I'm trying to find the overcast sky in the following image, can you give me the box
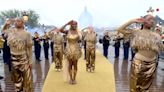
[0,0,164,28]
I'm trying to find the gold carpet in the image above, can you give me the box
[42,50,116,92]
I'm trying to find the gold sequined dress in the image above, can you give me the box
[65,32,82,61]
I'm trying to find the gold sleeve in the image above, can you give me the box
[117,20,135,35]
[26,32,33,64]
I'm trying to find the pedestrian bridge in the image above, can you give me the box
[42,50,116,92]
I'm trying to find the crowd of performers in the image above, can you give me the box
[0,14,163,92]
[0,18,98,91]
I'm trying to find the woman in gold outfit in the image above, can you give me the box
[7,18,33,92]
[118,15,164,92]
[60,20,82,84]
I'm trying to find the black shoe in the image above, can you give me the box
[36,59,41,62]
[123,58,128,60]
[114,56,118,58]
[0,76,3,80]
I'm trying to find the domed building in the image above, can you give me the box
[78,6,93,29]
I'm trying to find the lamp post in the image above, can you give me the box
[22,11,29,22]
[22,11,29,29]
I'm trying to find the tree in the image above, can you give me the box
[0,9,40,28]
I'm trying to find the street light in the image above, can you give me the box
[22,11,29,22]
[22,11,29,30]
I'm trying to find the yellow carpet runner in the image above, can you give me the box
[42,50,116,92]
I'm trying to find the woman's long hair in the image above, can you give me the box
[69,20,78,31]
[2,19,12,32]
[142,15,155,30]
[2,23,10,31]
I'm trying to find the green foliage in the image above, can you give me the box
[26,10,40,28]
[0,9,40,28]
